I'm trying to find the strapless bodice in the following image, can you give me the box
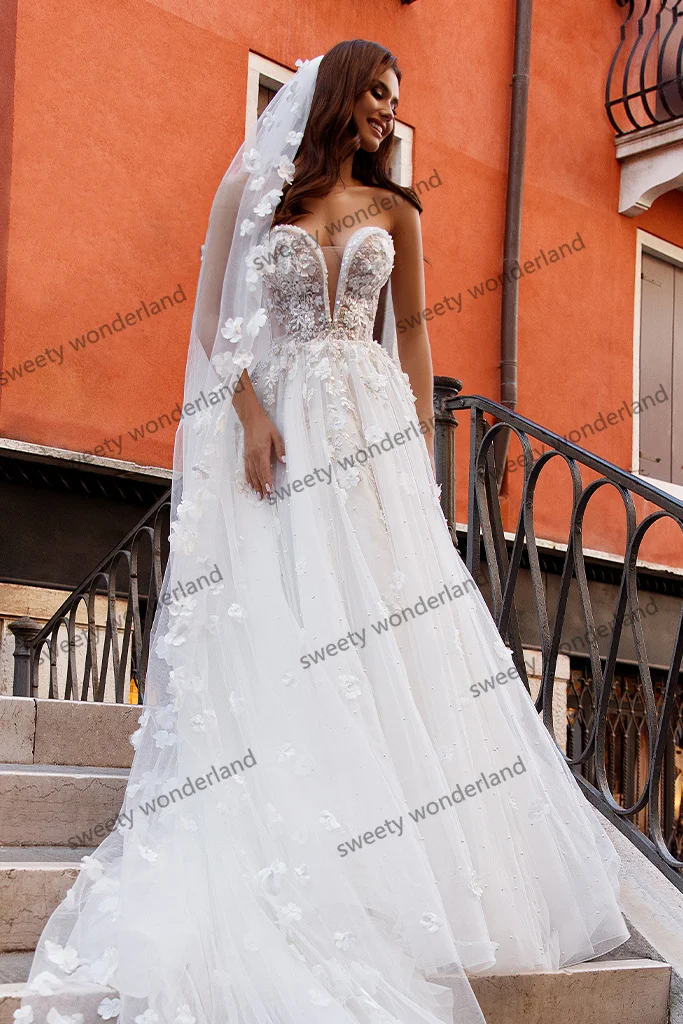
[263,224,395,346]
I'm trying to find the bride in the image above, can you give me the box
[19,39,630,1024]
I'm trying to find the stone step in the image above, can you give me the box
[0,848,94,953]
[0,764,127,847]
[0,958,670,1024]
[457,957,671,1024]
[0,696,140,769]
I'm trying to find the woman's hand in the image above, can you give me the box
[243,408,286,499]
[232,371,286,499]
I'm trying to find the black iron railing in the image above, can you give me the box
[9,380,683,887]
[439,386,683,890]
[11,494,171,703]
[606,0,683,135]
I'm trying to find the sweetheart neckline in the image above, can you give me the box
[271,223,393,260]
[269,224,394,326]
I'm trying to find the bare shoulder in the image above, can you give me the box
[389,193,422,254]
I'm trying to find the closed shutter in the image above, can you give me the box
[639,252,682,485]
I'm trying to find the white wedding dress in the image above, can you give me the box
[21,222,630,1024]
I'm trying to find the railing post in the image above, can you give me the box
[9,616,42,697]
[433,376,462,545]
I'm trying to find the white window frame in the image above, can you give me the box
[246,53,414,187]
[632,228,683,500]
[245,53,294,137]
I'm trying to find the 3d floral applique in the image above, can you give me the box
[173,1006,196,1024]
[286,130,303,146]
[256,859,287,894]
[279,901,302,922]
[227,602,245,620]
[294,864,310,884]
[190,709,217,732]
[337,675,361,700]
[468,871,485,897]
[45,1010,81,1024]
[319,810,340,831]
[277,743,296,762]
[79,855,104,882]
[242,148,261,173]
[333,931,356,951]
[28,972,64,995]
[44,941,80,973]
[220,317,243,343]
[419,912,444,933]
[137,845,158,863]
[97,998,121,1021]
[133,1011,159,1024]
[13,1007,33,1023]
[276,156,296,183]
[528,798,553,822]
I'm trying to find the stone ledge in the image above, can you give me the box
[0,696,140,769]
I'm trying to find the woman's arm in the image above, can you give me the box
[389,200,436,476]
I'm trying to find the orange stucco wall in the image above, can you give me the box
[2,0,682,565]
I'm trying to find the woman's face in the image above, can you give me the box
[353,67,399,153]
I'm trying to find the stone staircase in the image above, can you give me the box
[0,695,675,1023]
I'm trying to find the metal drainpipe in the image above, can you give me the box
[493,0,533,491]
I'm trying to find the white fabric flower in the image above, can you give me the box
[336,466,361,489]
[232,351,254,371]
[256,859,287,894]
[320,809,340,831]
[134,1013,159,1024]
[277,743,296,761]
[248,175,265,192]
[220,316,243,342]
[45,940,80,973]
[294,864,310,884]
[242,148,261,173]
[239,218,256,236]
[276,156,296,183]
[280,901,302,921]
[79,855,104,881]
[86,947,118,986]
[13,1009,34,1023]
[338,674,361,700]
[138,845,158,863]
[97,998,121,1020]
[334,931,355,950]
[46,1010,83,1024]
[227,603,244,620]
[211,351,234,381]
[28,972,64,995]
[420,912,443,933]
[286,130,304,145]
[469,871,484,897]
[153,729,176,749]
[173,1007,196,1024]
[246,307,268,338]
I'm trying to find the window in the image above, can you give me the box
[245,52,414,186]
[635,232,683,492]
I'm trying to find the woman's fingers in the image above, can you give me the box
[272,430,286,465]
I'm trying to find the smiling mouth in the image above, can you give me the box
[368,119,384,139]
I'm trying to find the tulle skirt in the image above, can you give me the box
[21,332,629,1024]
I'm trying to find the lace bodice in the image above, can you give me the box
[264,224,395,345]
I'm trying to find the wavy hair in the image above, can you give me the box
[272,39,422,227]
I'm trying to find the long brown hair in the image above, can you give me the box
[272,40,422,227]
